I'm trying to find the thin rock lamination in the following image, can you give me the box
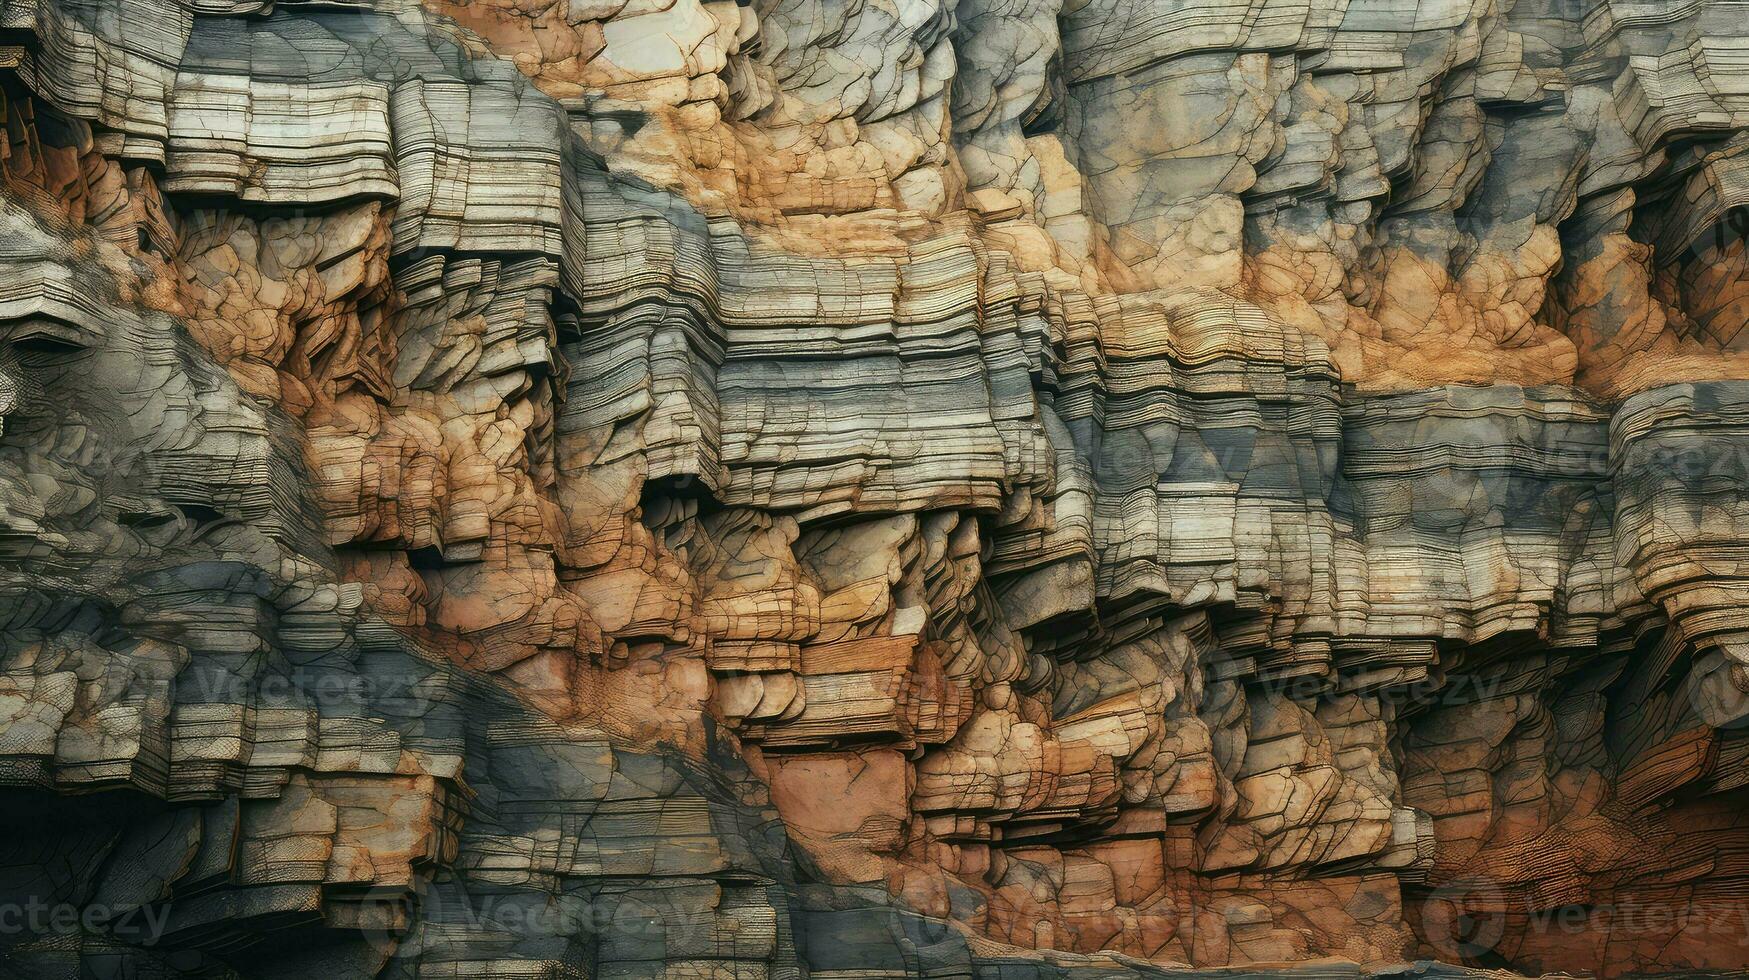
[0,0,1747,978]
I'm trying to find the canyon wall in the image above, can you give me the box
[1,0,1748,976]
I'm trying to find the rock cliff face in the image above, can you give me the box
[1,0,1748,977]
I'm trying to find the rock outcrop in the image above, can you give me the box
[1,0,1748,977]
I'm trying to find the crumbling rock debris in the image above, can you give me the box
[0,0,1747,977]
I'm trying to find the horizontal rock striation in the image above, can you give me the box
[1,0,1748,978]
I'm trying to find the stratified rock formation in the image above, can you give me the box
[1,0,1749,977]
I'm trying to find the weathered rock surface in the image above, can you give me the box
[0,0,1747,977]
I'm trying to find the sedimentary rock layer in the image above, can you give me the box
[0,0,1748,977]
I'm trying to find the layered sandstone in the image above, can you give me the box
[0,0,1747,977]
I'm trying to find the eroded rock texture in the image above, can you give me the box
[1,0,1749,977]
